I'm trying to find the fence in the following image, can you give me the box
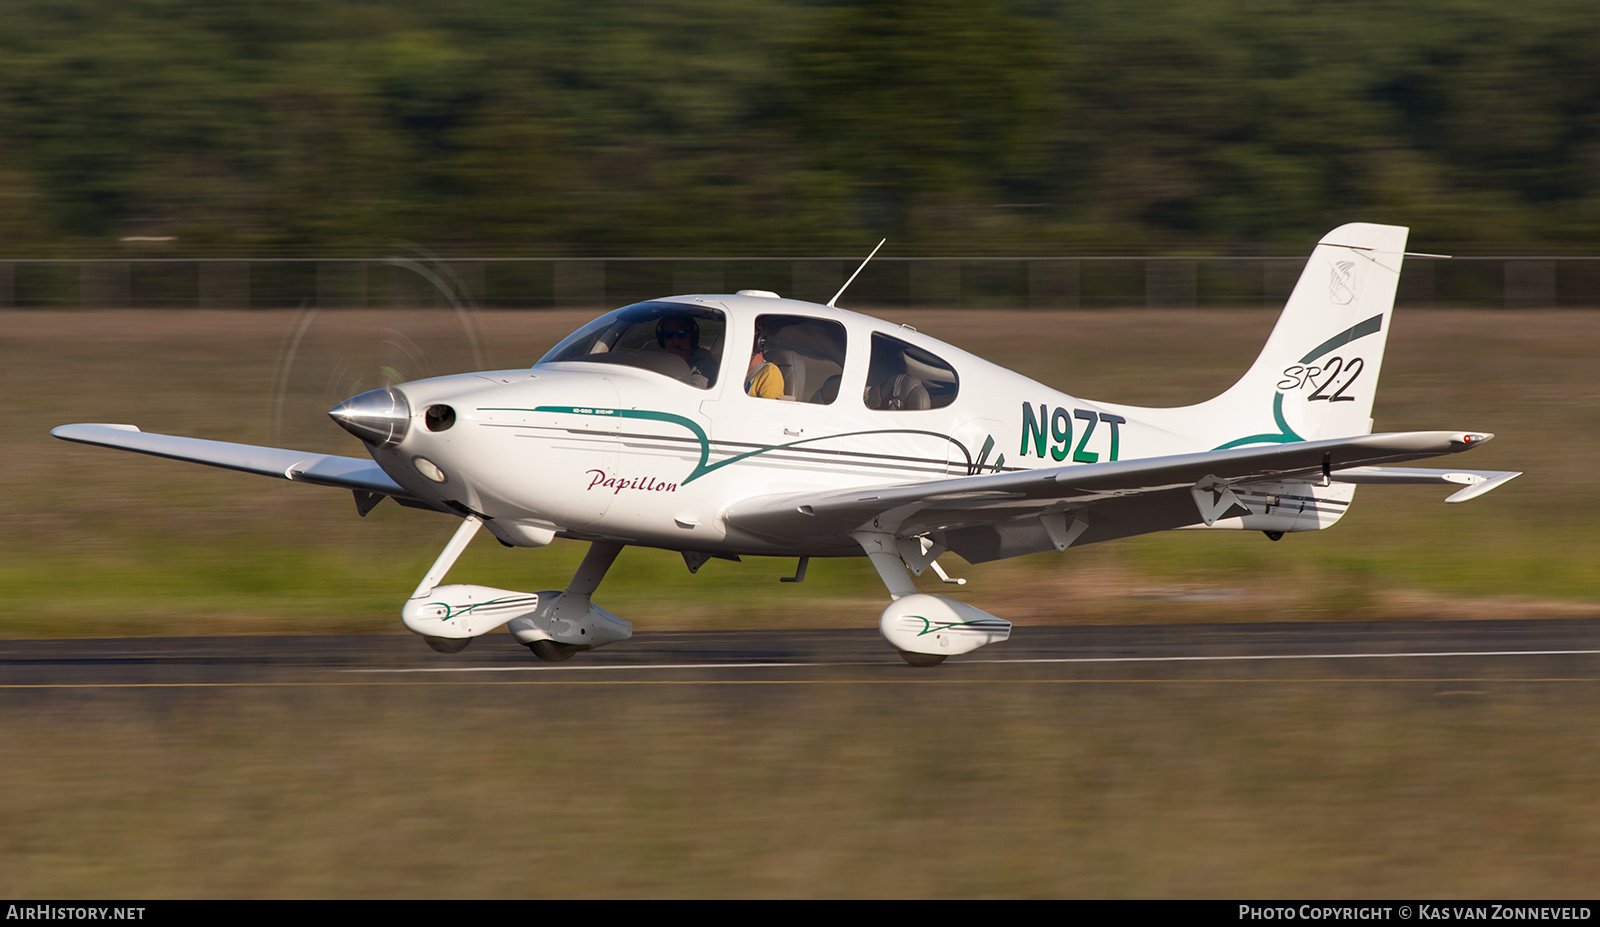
[1,255,1596,310]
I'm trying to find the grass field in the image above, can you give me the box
[4,306,1594,636]
[4,679,1599,898]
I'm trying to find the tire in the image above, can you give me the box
[423,636,472,654]
[528,639,584,662]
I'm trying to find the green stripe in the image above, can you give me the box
[1212,393,1305,450]
[486,406,958,485]
[907,616,1008,637]
[1300,314,1383,364]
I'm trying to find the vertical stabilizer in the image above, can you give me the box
[1199,223,1409,448]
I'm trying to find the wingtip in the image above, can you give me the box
[52,423,143,440]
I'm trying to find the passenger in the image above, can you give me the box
[745,327,783,399]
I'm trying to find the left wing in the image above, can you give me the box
[51,423,437,511]
[724,430,1517,563]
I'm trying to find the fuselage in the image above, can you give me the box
[357,293,1197,557]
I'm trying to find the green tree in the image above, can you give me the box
[787,0,1059,245]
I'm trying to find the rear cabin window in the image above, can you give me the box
[536,301,725,389]
[863,333,959,410]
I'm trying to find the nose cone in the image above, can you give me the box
[329,387,411,447]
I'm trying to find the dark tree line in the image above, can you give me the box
[1,0,1598,256]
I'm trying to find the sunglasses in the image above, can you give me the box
[662,330,692,339]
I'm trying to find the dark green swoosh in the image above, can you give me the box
[1212,316,1383,450]
[1212,393,1305,450]
[488,405,958,485]
[907,615,1007,637]
[1300,314,1383,364]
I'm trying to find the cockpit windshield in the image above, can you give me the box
[536,301,725,389]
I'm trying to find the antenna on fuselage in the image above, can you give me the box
[826,238,886,308]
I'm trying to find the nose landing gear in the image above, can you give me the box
[400,517,632,659]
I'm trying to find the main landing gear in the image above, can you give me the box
[852,530,1011,667]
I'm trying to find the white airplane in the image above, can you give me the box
[54,224,1519,665]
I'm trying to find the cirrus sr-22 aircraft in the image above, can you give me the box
[54,224,1519,665]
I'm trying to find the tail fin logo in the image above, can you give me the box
[1212,312,1385,451]
[1328,260,1357,305]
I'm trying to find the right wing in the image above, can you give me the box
[51,423,437,510]
[723,430,1517,563]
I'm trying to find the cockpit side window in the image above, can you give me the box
[863,332,959,410]
[536,301,725,389]
[748,314,848,404]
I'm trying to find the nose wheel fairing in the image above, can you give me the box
[504,541,632,652]
[505,594,632,654]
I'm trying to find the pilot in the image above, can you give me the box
[656,314,715,387]
[745,327,783,399]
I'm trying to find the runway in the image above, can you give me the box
[3,617,1598,689]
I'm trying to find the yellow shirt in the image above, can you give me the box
[746,361,783,399]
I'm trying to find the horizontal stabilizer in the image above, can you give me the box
[1332,466,1522,503]
[51,423,426,504]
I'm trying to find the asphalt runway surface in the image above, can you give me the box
[2,618,1598,690]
